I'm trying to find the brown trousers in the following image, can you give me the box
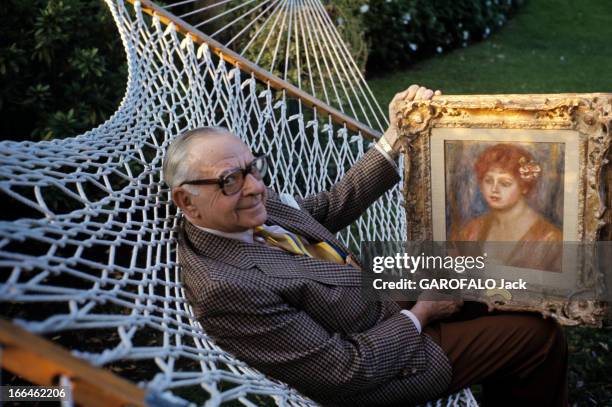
[423,302,568,407]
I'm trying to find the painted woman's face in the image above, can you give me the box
[480,167,524,210]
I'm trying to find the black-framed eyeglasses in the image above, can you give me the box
[179,154,268,196]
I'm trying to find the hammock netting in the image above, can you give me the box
[0,0,477,405]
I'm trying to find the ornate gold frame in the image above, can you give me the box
[396,93,612,326]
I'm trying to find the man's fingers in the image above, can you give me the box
[391,90,407,104]
[434,89,442,96]
[391,84,433,107]
[392,93,406,107]
[414,86,427,99]
[406,84,419,101]
[392,84,417,104]
[415,86,427,100]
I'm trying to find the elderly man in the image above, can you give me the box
[164,85,568,406]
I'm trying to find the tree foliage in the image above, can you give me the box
[0,0,127,141]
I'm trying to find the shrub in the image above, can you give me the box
[0,0,127,141]
[359,0,524,75]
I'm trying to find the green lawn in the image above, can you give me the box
[367,0,612,404]
[368,0,612,103]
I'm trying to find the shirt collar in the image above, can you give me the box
[193,224,254,244]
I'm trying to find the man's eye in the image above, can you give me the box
[223,173,239,186]
[501,181,512,187]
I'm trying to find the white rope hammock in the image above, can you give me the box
[0,0,477,405]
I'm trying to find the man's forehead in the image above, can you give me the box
[188,135,253,174]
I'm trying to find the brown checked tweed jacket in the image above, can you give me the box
[178,148,452,406]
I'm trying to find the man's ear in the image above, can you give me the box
[172,187,200,219]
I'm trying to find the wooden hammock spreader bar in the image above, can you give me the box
[0,319,146,407]
[129,0,383,141]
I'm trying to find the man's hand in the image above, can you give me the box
[379,84,441,157]
[409,293,463,328]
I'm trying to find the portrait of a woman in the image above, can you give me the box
[451,143,563,272]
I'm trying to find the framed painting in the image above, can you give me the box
[396,93,612,326]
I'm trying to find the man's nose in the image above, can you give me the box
[242,173,265,195]
[491,181,499,192]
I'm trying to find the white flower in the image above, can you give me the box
[458,22,463,28]
[463,30,470,40]
[337,17,344,26]
[484,26,491,37]
[408,42,418,51]
[436,46,443,54]
[385,0,392,3]
[402,13,412,24]
[560,55,565,61]
[518,157,541,180]
[359,4,369,13]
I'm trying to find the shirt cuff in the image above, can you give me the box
[400,309,422,334]
[374,142,399,173]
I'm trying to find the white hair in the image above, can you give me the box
[162,126,233,195]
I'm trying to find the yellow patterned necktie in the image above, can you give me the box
[253,225,346,265]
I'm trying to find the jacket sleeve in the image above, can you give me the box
[197,279,427,402]
[296,147,400,233]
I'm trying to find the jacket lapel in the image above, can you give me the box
[182,219,256,270]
